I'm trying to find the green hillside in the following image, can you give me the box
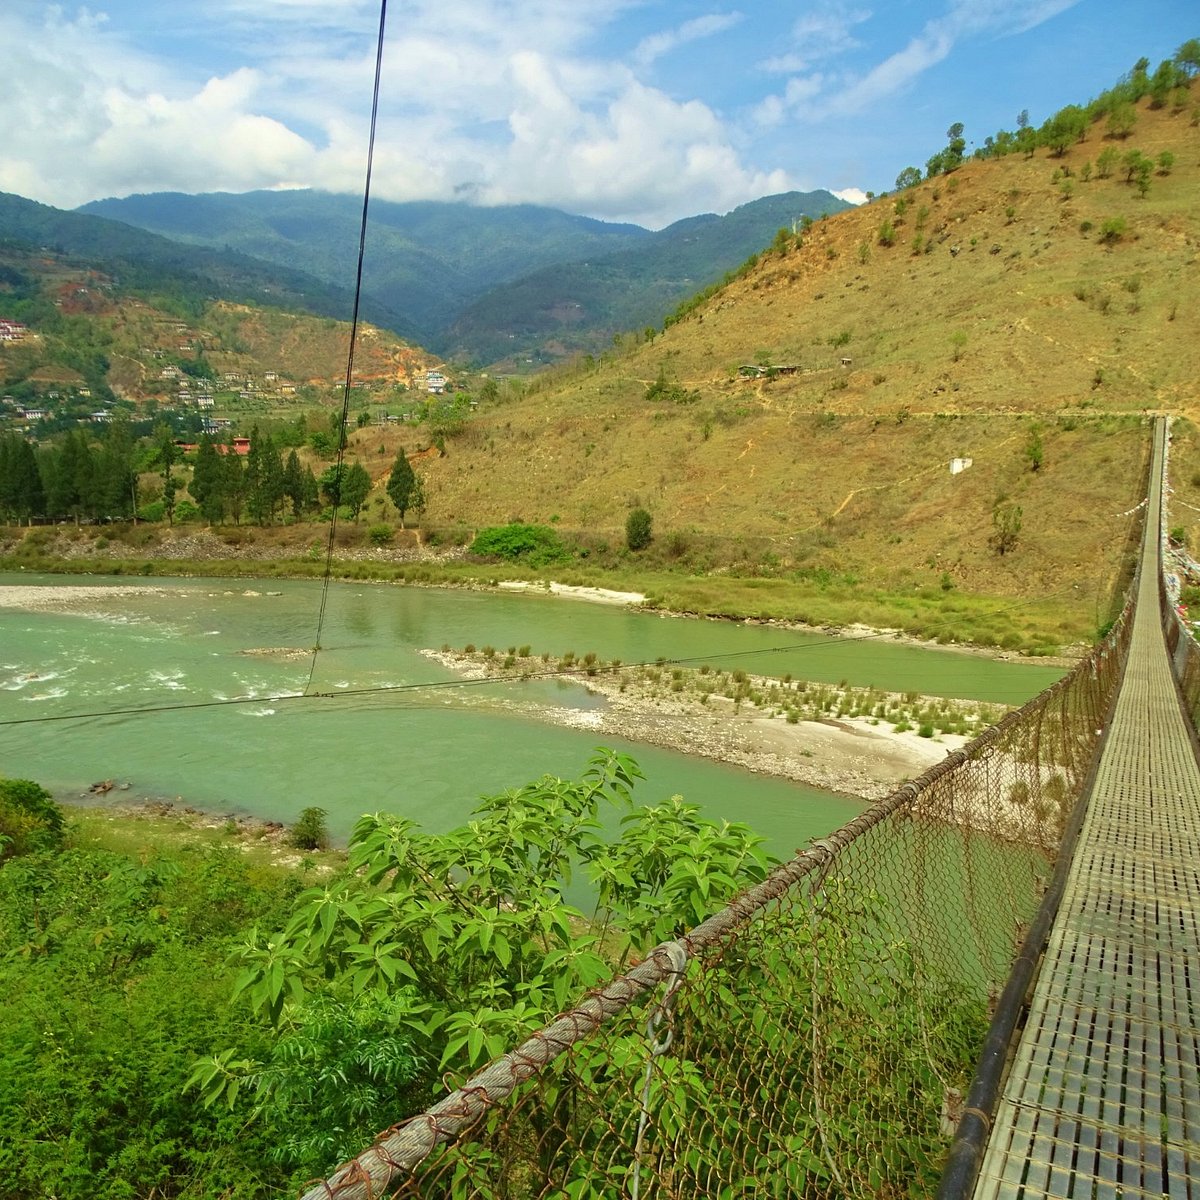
[79,191,651,348]
[0,242,437,428]
[0,191,408,336]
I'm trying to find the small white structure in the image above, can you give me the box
[949,457,974,475]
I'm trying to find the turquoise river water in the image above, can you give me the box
[0,573,1063,854]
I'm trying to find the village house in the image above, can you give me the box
[0,319,29,341]
[175,436,251,456]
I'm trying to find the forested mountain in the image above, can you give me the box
[79,189,851,363]
[0,192,409,335]
[447,191,852,365]
[79,191,650,348]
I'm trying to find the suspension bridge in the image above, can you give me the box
[302,415,1197,1200]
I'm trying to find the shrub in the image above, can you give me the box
[367,523,394,545]
[626,508,653,551]
[470,523,570,567]
[290,807,329,851]
[0,777,65,860]
[1098,217,1128,246]
[645,366,699,405]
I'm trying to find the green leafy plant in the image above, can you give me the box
[626,507,653,551]
[208,751,771,1093]
[470,522,570,567]
[0,777,64,859]
[290,807,329,851]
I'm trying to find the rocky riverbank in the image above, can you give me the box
[423,649,1003,802]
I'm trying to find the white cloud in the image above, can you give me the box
[760,6,870,73]
[832,186,868,204]
[484,61,796,226]
[634,12,744,68]
[0,10,315,206]
[754,0,1082,123]
[0,2,811,227]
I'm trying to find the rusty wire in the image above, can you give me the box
[298,585,1135,1200]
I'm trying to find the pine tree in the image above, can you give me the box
[47,429,93,524]
[341,462,372,520]
[95,418,137,520]
[1,438,45,524]
[222,448,247,525]
[191,435,225,524]
[283,450,305,519]
[386,449,417,526]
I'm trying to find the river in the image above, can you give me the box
[0,573,1063,855]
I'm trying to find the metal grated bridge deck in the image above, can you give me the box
[974,422,1200,1199]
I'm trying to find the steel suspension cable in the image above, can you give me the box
[304,0,390,695]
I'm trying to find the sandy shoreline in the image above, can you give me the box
[497,580,647,605]
[0,583,170,610]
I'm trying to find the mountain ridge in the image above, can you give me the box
[78,189,851,363]
[0,190,412,338]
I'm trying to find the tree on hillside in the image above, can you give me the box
[0,435,44,525]
[342,461,372,520]
[1105,101,1137,139]
[318,461,371,516]
[944,122,966,170]
[1126,56,1151,101]
[1042,105,1087,156]
[1175,38,1200,76]
[46,429,93,525]
[190,435,225,524]
[246,427,285,525]
[409,473,426,525]
[94,417,137,519]
[319,463,345,508]
[386,449,418,526]
[222,448,247,525]
[282,449,308,519]
[154,424,179,526]
[1148,58,1184,107]
[895,166,921,190]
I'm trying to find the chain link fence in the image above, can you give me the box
[300,588,1134,1200]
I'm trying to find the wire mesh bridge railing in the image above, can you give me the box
[302,585,1138,1199]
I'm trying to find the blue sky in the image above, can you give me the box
[1,1,1194,228]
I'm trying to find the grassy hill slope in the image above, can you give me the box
[335,92,1198,649]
